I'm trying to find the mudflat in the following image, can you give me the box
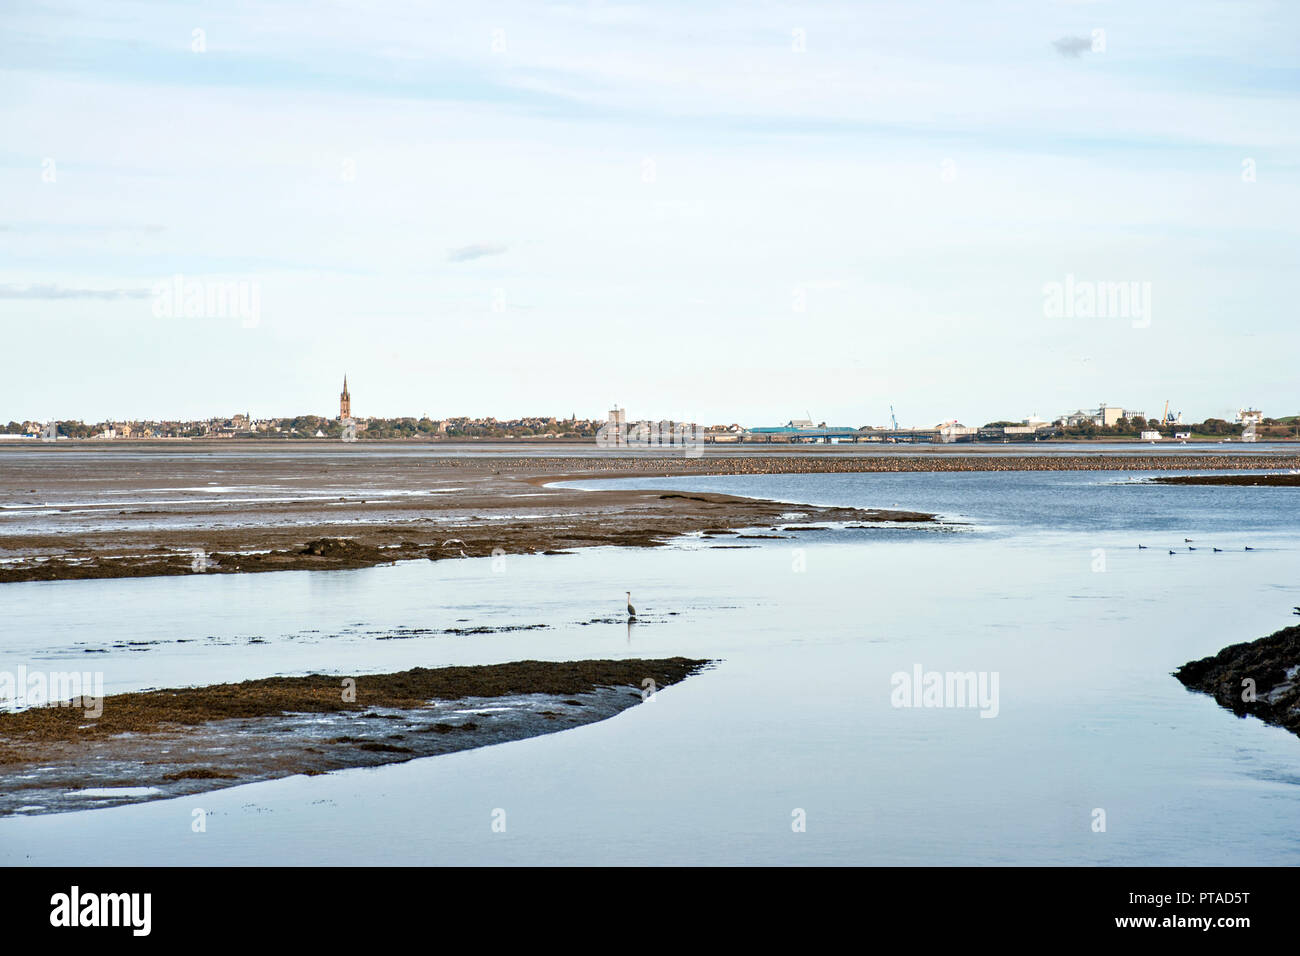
[0,658,711,816]
[0,447,939,583]
[3,444,1296,584]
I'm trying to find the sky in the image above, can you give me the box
[2,0,1298,427]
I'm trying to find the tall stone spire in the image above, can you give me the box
[339,375,351,420]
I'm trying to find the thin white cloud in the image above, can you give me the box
[447,243,508,263]
[0,283,149,300]
[1052,36,1093,57]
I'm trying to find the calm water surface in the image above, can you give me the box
[2,468,1299,865]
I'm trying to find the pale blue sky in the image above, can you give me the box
[2,0,1298,425]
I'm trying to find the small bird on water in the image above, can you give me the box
[626,591,637,620]
[1138,544,1147,549]
[1169,550,1176,555]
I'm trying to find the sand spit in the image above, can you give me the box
[1153,473,1300,487]
[4,451,1291,585]
[0,657,710,816]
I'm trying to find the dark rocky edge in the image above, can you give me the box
[1175,624,1300,736]
[1153,473,1300,487]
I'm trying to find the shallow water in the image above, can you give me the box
[2,468,1299,864]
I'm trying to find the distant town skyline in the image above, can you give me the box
[3,1,1298,424]
[0,372,1282,432]
[0,376,1274,436]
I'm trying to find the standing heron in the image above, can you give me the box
[626,591,637,619]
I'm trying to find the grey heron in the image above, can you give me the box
[626,591,637,619]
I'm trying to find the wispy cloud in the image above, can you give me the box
[0,283,149,300]
[0,224,166,235]
[1052,36,1093,57]
[447,243,508,263]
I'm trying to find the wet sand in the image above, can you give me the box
[0,657,709,816]
[0,450,939,583]
[3,446,1296,584]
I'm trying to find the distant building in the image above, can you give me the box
[1097,404,1128,427]
[937,423,978,442]
[1058,404,1144,428]
[339,376,351,421]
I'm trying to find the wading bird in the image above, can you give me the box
[626,591,637,619]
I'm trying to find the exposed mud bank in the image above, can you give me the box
[0,657,711,816]
[1153,473,1300,487]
